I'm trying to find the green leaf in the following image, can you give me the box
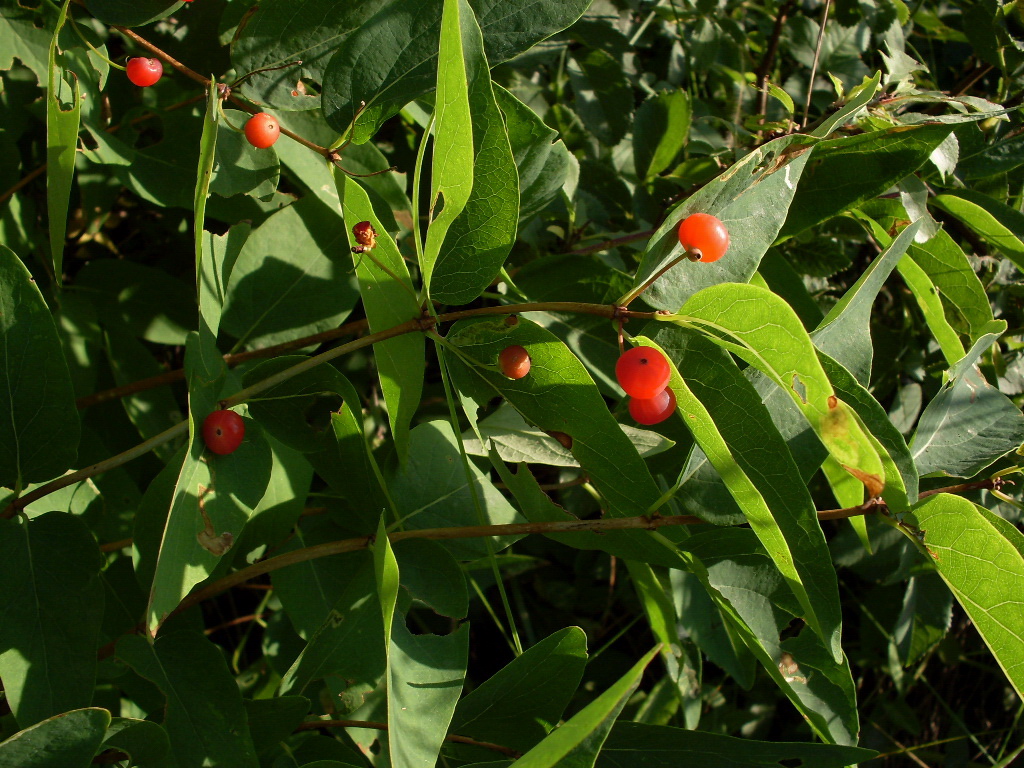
[628,135,814,312]
[147,333,271,632]
[567,48,633,147]
[0,5,51,86]
[230,438,313,568]
[817,351,919,507]
[394,539,468,619]
[0,245,80,488]
[894,572,953,666]
[231,0,391,111]
[211,110,281,199]
[462,403,674,467]
[766,82,795,115]
[312,411,391,519]
[932,190,1024,271]
[99,717,171,767]
[597,721,875,767]
[389,420,524,559]
[898,253,967,366]
[375,518,465,768]
[221,197,359,351]
[640,329,843,661]
[320,0,592,140]
[906,494,1024,700]
[195,82,219,341]
[0,513,104,727]
[431,0,519,305]
[633,89,691,181]
[0,708,111,768]
[243,697,310,756]
[780,123,956,239]
[911,362,1024,478]
[676,283,887,499]
[242,356,357,453]
[388,619,469,768]
[494,86,573,224]
[626,562,701,727]
[682,528,859,745]
[81,111,201,211]
[103,322,185,462]
[74,259,196,346]
[812,220,920,384]
[909,228,994,342]
[337,173,423,462]
[669,568,755,689]
[449,627,587,753]
[82,0,180,27]
[810,70,882,138]
[511,646,659,768]
[420,0,475,294]
[445,316,684,569]
[117,630,260,768]
[278,550,386,707]
[46,0,80,287]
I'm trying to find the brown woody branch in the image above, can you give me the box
[5,301,657,518]
[92,479,1002,661]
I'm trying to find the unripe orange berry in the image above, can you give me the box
[499,345,531,379]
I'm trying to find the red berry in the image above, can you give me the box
[615,347,671,399]
[126,57,163,87]
[677,212,729,263]
[629,388,676,425]
[202,410,245,455]
[244,113,280,149]
[499,345,531,379]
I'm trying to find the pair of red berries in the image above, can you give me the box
[202,409,245,455]
[124,59,280,149]
[617,347,675,425]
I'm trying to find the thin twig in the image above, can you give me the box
[6,301,659,518]
[113,25,331,157]
[566,229,655,257]
[756,0,795,117]
[802,0,832,128]
[0,165,45,207]
[166,479,998,625]
[75,317,371,410]
[92,479,1000,658]
[295,719,521,759]
[76,303,652,411]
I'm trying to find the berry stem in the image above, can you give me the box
[615,251,695,308]
[215,98,246,134]
[68,14,125,70]
[230,59,303,88]
[153,478,1001,626]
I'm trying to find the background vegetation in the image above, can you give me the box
[3,0,1024,765]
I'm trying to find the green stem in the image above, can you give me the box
[68,14,125,70]
[428,323,524,655]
